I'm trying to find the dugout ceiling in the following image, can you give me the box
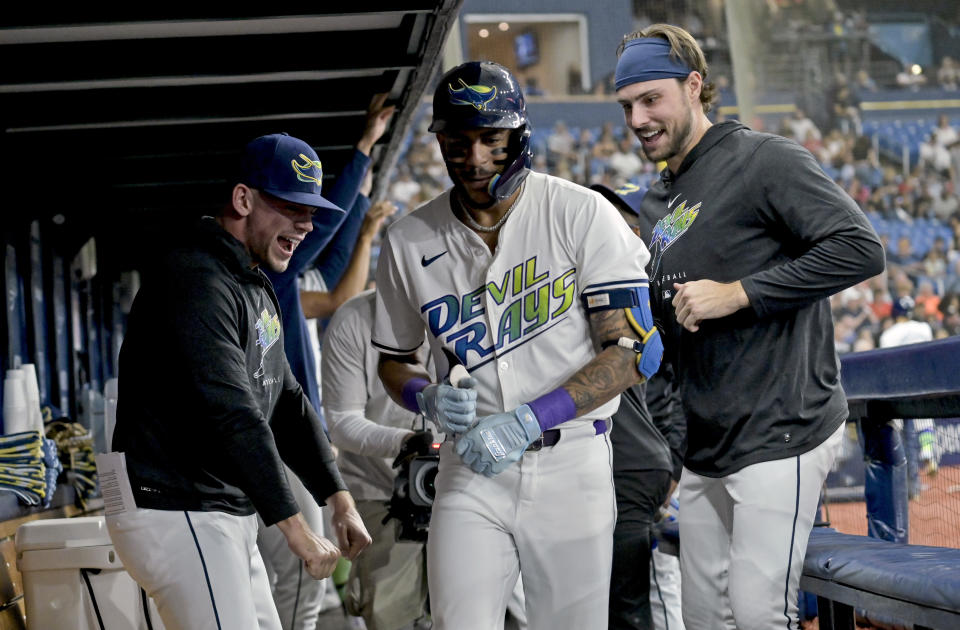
[0,4,461,265]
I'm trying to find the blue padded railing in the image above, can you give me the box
[840,336,960,422]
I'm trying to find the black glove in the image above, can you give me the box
[392,430,435,469]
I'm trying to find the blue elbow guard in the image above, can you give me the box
[625,286,663,380]
[582,283,663,380]
[631,327,663,379]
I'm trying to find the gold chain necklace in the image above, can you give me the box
[459,183,525,233]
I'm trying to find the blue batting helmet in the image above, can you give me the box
[429,61,532,202]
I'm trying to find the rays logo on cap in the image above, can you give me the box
[291,153,323,187]
[615,182,643,196]
[448,78,497,111]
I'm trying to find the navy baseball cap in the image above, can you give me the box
[239,133,343,213]
[891,295,916,319]
[590,182,648,216]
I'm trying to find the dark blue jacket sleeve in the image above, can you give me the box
[323,148,370,216]
[315,194,371,287]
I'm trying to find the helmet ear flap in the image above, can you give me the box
[505,127,526,162]
[489,124,532,201]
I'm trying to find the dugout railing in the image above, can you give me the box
[803,336,960,630]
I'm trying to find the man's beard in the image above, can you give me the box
[641,102,695,164]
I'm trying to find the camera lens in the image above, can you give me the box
[420,465,438,502]
[410,457,440,506]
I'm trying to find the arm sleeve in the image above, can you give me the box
[316,193,371,288]
[170,271,300,525]
[646,363,687,481]
[322,301,411,458]
[323,148,370,215]
[664,400,687,481]
[271,360,348,512]
[372,229,426,355]
[739,137,885,317]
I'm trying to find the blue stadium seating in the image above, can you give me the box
[863,117,957,170]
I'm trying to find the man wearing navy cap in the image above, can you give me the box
[105,133,371,630]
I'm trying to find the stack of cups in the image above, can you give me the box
[2,370,30,435]
[21,364,44,433]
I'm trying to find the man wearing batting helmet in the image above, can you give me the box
[371,60,663,629]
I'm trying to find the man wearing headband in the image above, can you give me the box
[614,24,885,630]
[372,60,662,629]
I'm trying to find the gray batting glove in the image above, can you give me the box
[416,377,478,434]
[455,405,540,477]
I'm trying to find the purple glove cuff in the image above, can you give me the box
[527,388,577,431]
[402,378,430,413]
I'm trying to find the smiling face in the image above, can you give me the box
[436,127,511,207]
[617,75,701,172]
[244,188,314,272]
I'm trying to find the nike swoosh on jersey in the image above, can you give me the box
[668,193,682,209]
[421,251,448,267]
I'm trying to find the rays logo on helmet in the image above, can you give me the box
[448,78,498,111]
[291,153,323,187]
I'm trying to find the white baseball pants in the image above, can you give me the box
[678,423,844,630]
[107,508,282,630]
[256,466,331,630]
[427,421,616,630]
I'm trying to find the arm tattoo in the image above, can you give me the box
[563,309,642,416]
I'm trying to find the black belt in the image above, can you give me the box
[526,429,561,451]
[526,419,608,451]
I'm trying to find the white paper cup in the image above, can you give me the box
[3,372,30,434]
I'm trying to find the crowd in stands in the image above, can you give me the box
[384,97,960,356]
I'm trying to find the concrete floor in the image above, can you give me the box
[316,606,366,629]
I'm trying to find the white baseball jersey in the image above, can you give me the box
[879,320,934,348]
[372,171,650,422]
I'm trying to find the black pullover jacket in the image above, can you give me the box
[113,217,346,525]
[641,121,885,476]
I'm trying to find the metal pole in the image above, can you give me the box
[724,0,759,127]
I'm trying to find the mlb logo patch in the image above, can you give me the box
[586,294,610,308]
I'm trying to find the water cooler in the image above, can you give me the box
[15,516,163,629]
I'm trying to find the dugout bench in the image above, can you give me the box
[801,527,960,630]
